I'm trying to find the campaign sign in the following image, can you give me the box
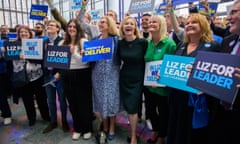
[4,41,22,60]
[144,60,166,87]
[129,0,155,14]
[82,38,113,62]
[156,2,167,13]
[172,0,196,6]
[44,46,71,69]
[90,9,103,21]
[30,4,48,20]
[70,0,82,11]
[7,33,17,41]
[160,54,200,94]
[187,51,240,104]
[199,3,218,16]
[22,39,43,60]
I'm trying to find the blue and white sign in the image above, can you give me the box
[160,54,200,94]
[129,0,156,14]
[70,0,82,11]
[188,51,240,104]
[30,4,48,20]
[44,45,71,69]
[22,39,43,60]
[144,60,166,87]
[7,33,17,41]
[82,38,113,62]
[172,0,196,6]
[90,9,103,21]
[4,41,22,60]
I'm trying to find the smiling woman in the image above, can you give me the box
[118,16,148,144]
[58,18,93,141]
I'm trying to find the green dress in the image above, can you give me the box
[119,38,148,114]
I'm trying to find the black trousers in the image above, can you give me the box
[144,88,168,137]
[20,76,50,122]
[0,73,12,118]
[62,68,93,133]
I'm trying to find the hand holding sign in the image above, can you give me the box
[235,68,240,88]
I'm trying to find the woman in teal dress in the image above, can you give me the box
[118,16,148,144]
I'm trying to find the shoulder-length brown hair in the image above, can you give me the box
[63,19,85,50]
[184,13,213,43]
[119,16,141,40]
[17,25,33,41]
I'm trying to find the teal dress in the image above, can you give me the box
[119,38,148,114]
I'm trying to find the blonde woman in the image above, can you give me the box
[118,16,148,144]
[144,15,176,144]
[91,16,121,143]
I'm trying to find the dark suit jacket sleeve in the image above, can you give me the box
[211,23,228,38]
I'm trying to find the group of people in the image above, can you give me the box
[1,0,240,144]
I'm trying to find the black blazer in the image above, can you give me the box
[175,41,221,57]
[220,34,239,53]
[210,22,232,38]
[221,34,240,109]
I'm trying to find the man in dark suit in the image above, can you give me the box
[209,1,240,144]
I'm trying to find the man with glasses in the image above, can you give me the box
[42,20,69,134]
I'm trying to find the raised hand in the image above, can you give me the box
[82,0,88,6]
[45,0,53,5]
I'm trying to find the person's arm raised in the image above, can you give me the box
[44,0,67,31]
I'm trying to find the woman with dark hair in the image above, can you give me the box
[58,19,93,140]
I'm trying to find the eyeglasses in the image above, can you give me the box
[47,24,57,27]
[229,9,240,15]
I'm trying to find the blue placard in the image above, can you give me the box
[187,51,240,104]
[172,0,197,6]
[4,41,22,60]
[44,45,71,69]
[90,10,101,21]
[30,4,48,20]
[160,54,200,94]
[156,2,168,13]
[70,0,82,10]
[199,3,218,16]
[129,0,155,14]
[7,33,17,41]
[82,38,113,62]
